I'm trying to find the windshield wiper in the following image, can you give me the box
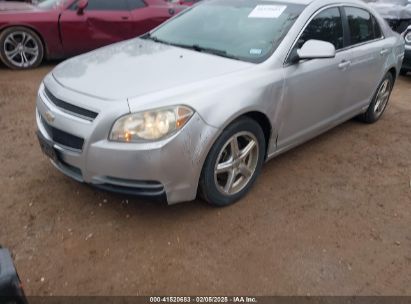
[142,35,241,61]
[142,33,172,46]
[176,43,241,61]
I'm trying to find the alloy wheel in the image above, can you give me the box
[4,31,39,68]
[373,79,391,117]
[214,131,259,196]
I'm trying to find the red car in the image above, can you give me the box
[169,0,201,6]
[0,0,186,69]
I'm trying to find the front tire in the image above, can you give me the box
[0,27,44,70]
[357,72,394,124]
[199,117,266,207]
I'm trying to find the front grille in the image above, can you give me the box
[41,116,84,151]
[44,86,98,120]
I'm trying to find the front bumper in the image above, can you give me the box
[402,46,411,71]
[36,75,219,204]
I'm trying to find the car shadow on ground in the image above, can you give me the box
[53,119,360,217]
[399,73,411,81]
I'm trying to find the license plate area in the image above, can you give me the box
[37,131,58,162]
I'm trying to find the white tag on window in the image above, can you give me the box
[250,48,263,55]
[248,5,287,19]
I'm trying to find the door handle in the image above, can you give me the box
[380,49,389,56]
[121,16,129,20]
[338,60,351,70]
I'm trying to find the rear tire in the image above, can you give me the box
[357,73,393,124]
[0,27,44,70]
[199,117,266,207]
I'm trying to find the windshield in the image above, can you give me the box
[146,0,305,63]
[37,0,66,9]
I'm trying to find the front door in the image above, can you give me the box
[60,0,133,56]
[278,7,351,149]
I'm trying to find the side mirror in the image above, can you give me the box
[297,39,336,60]
[77,0,88,15]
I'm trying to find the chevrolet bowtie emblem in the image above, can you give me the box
[44,111,55,124]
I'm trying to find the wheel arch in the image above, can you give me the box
[387,66,397,83]
[203,110,274,163]
[241,111,273,160]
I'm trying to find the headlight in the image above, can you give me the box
[109,105,194,142]
[405,32,411,44]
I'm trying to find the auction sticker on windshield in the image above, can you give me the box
[249,48,263,55]
[248,5,287,18]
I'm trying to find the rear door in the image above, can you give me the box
[342,6,389,111]
[60,0,133,56]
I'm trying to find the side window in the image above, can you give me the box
[297,7,344,50]
[345,7,377,45]
[86,0,129,10]
[127,0,146,10]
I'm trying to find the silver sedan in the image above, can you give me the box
[36,0,405,206]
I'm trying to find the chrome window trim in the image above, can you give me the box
[284,3,385,66]
[336,36,385,52]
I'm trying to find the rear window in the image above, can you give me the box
[345,7,382,46]
[128,0,146,10]
[87,0,129,10]
[70,0,129,10]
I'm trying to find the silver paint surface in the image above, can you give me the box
[36,0,405,204]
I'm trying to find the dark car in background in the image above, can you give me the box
[402,25,411,74]
[363,0,411,33]
[363,0,411,74]
[0,247,28,304]
[0,0,186,69]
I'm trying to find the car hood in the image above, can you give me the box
[52,38,254,101]
[0,2,37,11]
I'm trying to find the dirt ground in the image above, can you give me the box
[0,63,410,296]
